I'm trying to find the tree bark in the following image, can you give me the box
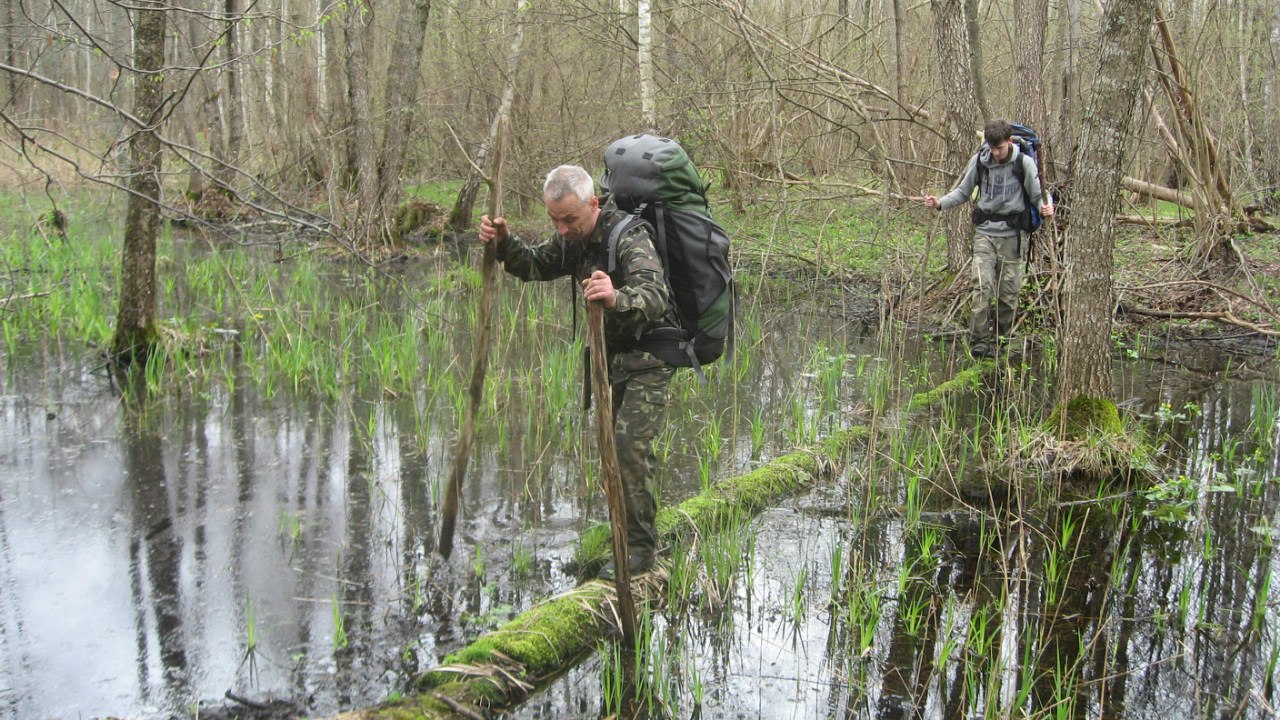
[218,0,243,190]
[930,0,983,273]
[374,0,434,237]
[1121,175,1194,208]
[1013,0,1049,150]
[344,1,380,241]
[890,0,916,195]
[963,0,990,121]
[3,0,22,112]
[1056,0,1083,182]
[111,1,167,362]
[323,0,353,187]
[1056,0,1159,407]
[1149,3,1243,265]
[1267,3,1280,212]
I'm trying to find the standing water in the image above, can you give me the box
[1,230,1277,719]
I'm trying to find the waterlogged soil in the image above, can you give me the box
[1,237,1278,720]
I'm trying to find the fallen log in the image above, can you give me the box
[1122,175,1194,209]
[330,364,994,720]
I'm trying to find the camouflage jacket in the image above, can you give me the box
[495,206,678,351]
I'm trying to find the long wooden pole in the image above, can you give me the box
[438,122,505,559]
[586,302,638,653]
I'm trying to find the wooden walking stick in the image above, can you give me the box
[586,301,638,653]
[438,122,506,560]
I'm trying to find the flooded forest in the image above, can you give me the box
[2,1,1280,719]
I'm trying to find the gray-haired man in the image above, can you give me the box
[479,165,678,576]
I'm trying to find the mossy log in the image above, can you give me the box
[330,368,990,720]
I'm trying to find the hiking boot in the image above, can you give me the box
[598,551,655,581]
[969,342,992,359]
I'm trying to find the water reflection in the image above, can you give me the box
[123,402,190,709]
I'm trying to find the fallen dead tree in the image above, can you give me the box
[331,364,994,720]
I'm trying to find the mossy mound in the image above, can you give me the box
[1038,395,1152,484]
[1046,395,1124,440]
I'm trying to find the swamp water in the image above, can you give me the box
[0,236,1278,719]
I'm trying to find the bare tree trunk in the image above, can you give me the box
[891,0,916,195]
[290,0,325,184]
[1121,175,1194,208]
[375,0,434,239]
[638,0,656,131]
[1056,0,1082,182]
[344,1,380,241]
[963,0,990,121]
[323,1,353,187]
[1150,4,1243,266]
[1266,3,1280,212]
[111,1,167,362]
[4,0,22,111]
[180,2,208,201]
[218,0,243,190]
[931,0,983,273]
[1013,0,1049,146]
[1056,0,1158,409]
[1013,0,1055,275]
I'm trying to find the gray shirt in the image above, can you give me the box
[938,144,1044,237]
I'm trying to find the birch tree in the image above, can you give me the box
[638,0,656,130]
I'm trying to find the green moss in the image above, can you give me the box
[420,584,609,692]
[906,362,991,412]
[1047,395,1124,440]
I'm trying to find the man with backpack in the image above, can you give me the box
[478,164,677,577]
[924,119,1055,358]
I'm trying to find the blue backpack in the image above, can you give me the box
[974,123,1043,233]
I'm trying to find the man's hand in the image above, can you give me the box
[582,270,617,309]
[923,195,941,210]
[478,214,508,245]
[1041,201,1055,218]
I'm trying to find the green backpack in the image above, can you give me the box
[599,134,734,378]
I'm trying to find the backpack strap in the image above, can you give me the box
[604,203,709,382]
[605,211,647,276]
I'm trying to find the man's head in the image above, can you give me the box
[983,119,1015,163]
[543,165,600,243]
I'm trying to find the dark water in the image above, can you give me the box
[1,244,1277,719]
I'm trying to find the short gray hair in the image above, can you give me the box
[543,165,595,204]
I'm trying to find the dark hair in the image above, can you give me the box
[983,119,1013,146]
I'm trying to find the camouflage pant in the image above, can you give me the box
[970,232,1026,345]
[609,350,675,558]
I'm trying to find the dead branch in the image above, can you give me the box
[1117,304,1279,337]
[1122,175,1194,208]
[1117,279,1278,317]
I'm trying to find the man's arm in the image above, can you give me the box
[935,154,980,211]
[607,225,670,334]
[478,214,572,281]
[1020,155,1056,217]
